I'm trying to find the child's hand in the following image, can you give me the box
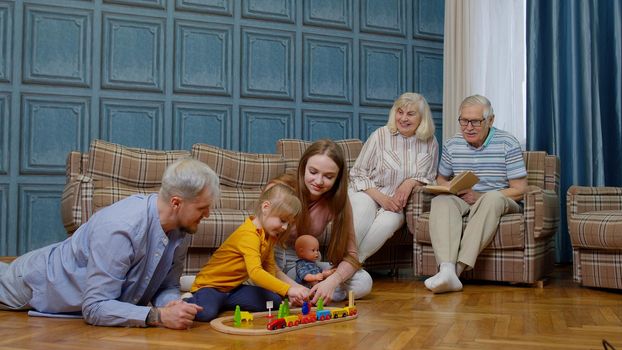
[287,284,310,305]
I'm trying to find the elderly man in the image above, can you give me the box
[0,158,220,329]
[424,95,527,294]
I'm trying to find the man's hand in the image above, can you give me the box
[158,300,203,330]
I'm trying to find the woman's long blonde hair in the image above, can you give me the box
[292,139,360,268]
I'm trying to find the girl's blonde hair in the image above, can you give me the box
[386,92,435,140]
[253,183,302,245]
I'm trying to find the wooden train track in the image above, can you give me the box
[210,307,357,335]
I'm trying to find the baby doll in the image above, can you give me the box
[294,235,335,287]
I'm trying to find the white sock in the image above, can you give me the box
[424,262,463,293]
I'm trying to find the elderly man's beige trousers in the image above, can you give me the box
[428,191,522,269]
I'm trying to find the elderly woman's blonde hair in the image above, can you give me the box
[386,92,435,140]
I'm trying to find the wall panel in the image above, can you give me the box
[0,184,7,255]
[102,13,165,91]
[303,34,352,104]
[175,20,232,96]
[23,5,92,87]
[303,0,352,30]
[175,0,233,16]
[414,46,444,107]
[241,27,295,100]
[20,94,89,175]
[0,93,8,175]
[100,98,163,149]
[240,106,294,153]
[18,185,66,253]
[303,109,352,140]
[173,102,230,149]
[360,41,407,106]
[242,0,295,23]
[361,0,406,37]
[0,2,12,83]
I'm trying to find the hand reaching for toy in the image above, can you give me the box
[287,284,310,306]
[309,274,340,305]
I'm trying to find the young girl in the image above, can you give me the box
[184,184,309,322]
[271,140,373,305]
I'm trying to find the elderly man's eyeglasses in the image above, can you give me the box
[458,117,486,127]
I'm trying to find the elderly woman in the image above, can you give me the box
[349,92,438,263]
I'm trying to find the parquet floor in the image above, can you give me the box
[0,265,620,350]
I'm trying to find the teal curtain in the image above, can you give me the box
[527,0,622,263]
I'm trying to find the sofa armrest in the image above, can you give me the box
[523,185,559,240]
[567,185,622,216]
[61,174,94,234]
[65,151,88,181]
[405,186,434,235]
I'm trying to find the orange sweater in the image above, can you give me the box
[191,217,290,296]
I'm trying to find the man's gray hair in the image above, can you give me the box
[159,158,220,201]
[460,94,495,119]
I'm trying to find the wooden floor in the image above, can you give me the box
[1,265,620,350]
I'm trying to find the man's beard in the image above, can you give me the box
[180,224,197,234]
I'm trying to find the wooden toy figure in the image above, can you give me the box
[301,301,310,315]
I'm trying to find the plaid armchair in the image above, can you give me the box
[406,151,560,284]
[567,186,622,290]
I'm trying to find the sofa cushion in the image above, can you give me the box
[276,139,363,172]
[87,139,191,187]
[568,210,622,249]
[191,208,253,248]
[92,182,160,213]
[192,143,285,188]
[217,187,261,210]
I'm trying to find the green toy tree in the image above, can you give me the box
[283,298,290,316]
[316,297,324,310]
[277,303,284,319]
[234,305,241,327]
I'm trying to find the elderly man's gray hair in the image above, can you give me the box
[160,158,220,201]
[460,94,495,119]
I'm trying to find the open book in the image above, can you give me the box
[424,171,479,195]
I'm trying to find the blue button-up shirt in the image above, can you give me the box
[23,194,189,327]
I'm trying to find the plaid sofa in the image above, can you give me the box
[61,139,414,275]
[567,186,622,290]
[406,151,560,284]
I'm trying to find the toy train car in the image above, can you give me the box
[266,306,356,330]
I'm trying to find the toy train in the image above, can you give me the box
[266,304,357,330]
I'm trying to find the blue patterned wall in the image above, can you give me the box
[0,0,444,255]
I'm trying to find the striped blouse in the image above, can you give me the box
[349,126,439,196]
